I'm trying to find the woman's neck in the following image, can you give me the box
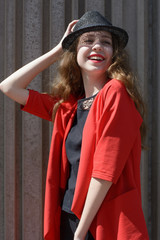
[82,72,107,98]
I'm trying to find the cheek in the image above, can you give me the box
[107,47,113,58]
[106,47,113,63]
[76,48,86,66]
[76,52,81,66]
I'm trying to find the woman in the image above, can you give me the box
[0,11,149,240]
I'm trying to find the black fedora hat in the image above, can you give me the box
[62,11,129,50]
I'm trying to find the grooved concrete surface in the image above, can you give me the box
[0,0,159,239]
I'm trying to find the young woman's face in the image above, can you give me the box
[76,31,113,76]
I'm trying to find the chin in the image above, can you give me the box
[87,67,107,74]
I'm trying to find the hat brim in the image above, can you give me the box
[62,25,128,50]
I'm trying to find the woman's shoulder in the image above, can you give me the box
[103,79,125,92]
[95,78,143,127]
[99,79,127,100]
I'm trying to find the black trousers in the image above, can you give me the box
[60,210,95,240]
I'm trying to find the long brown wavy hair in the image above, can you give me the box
[50,34,146,145]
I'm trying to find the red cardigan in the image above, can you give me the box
[22,79,149,240]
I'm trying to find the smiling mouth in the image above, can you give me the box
[88,54,105,62]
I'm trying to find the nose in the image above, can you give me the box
[92,40,102,51]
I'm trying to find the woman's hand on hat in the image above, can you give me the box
[58,20,79,49]
[64,20,79,39]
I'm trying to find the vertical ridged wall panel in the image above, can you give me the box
[136,0,150,224]
[22,0,43,239]
[0,0,5,238]
[152,0,160,239]
[0,0,159,239]
[157,3,160,234]
[3,0,16,239]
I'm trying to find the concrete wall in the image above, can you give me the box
[0,0,159,239]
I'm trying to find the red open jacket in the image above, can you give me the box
[22,79,149,239]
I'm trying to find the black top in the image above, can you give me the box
[62,94,96,213]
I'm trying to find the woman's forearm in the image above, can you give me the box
[0,44,62,105]
[0,20,78,105]
[74,177,112,240]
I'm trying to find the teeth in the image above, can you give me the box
[89,56,103,61]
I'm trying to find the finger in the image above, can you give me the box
[60,19,79,45]
[67,20,79,33]
[71,20,79,32]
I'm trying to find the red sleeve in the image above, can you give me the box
[21,89,58,121]
[92,81,143,184]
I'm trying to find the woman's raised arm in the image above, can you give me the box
[0,20,78,105]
